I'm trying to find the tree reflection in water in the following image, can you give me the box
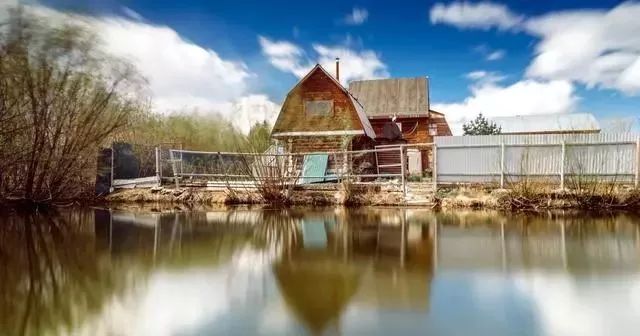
[0,208,138,336]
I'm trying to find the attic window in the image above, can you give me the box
[304,100,333,116]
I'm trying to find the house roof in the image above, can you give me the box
[285,64,376,139]
[348,77,429,118]
[490,113,601,134]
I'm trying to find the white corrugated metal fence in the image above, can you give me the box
[434,134,640,187]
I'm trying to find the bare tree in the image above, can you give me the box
[0,8,148,203]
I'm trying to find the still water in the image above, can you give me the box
[2,206,640,336]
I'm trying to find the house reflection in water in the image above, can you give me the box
[273,208,435,334]
[88,207,640,335]
[92,207,436,335]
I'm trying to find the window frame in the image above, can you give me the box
[304,99,334,117]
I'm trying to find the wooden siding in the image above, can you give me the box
[430,114,452,136]
[369,115,452,171]
[272,68,366,134]
[370,117,431,143]
[288,136,351,153]
[283,135,376,178]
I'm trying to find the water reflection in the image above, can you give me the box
[0,207,639,335]
[0,209,145,336]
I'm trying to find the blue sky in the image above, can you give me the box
[26,0,640,132]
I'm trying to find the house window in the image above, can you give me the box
[304,100,333,116]
[429,124,438,136]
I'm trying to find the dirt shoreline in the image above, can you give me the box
[105,185,408,207]
[103,185,640,211]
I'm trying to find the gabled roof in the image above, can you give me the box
[285,64,376,138]
[490,113,601,134]
[348,77,429,118]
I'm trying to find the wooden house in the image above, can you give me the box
[271,62,452,177]
[349,77,452,171]
[271,64,376,153]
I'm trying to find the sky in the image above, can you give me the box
[8,0,640,133]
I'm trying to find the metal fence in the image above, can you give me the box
[106,143,431,192]
[434,133,640,188]
[162,143,437,194]
[165,146,407,188]
[105,142,181,189]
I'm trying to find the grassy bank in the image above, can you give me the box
[105,184,406,206]
[103,183,640,211]
[437,184,640,211]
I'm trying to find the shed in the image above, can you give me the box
[490,113,601,135]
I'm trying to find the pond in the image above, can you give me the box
[1,206,640,336]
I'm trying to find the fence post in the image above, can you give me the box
[432,143,438,191]
[500,142,505,189]
[169,149,179,188]
[155,147,161,180]
[287,139,293,182]
[635,136,640,188]
[110,143,115,191]
[560,141,566,190]
[342,148,349,181]
[400,146,406,198]
[179,150,183,178]
[217,152,226,185]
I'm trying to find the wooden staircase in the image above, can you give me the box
[404,182,436,206]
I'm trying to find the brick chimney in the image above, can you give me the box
[335,57,340,82]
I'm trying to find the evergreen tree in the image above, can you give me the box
[462,113,502,135]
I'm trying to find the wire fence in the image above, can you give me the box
[103,142,437,196]
[106,142,181,189]
[164,146,415,188]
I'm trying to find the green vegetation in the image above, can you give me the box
[123,111,272,152]
[462,113,502,135]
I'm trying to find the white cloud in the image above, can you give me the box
[473,44,506,61]
[432,79,577,134]
[96,18,251,108]
[525,2,640,95]
[259,36,389,85]
[343,7,369,25]
[434,2,640,95]
[0,0,18,22]
[430,1,523,30]
[258,36,307,78]
[465,70,506,84]
[510,273,640,336]
[121,6,143,21]
[12,4,280,134]
[486,49,505,61]
[228,95,281,134]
